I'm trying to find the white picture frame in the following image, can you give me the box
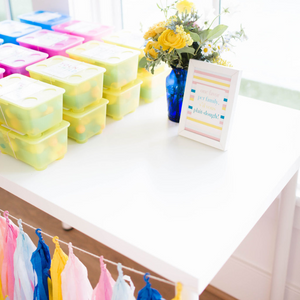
[178,59,242,151]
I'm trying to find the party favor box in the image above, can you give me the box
[102,30,145,61]
[0,74,64,137]
[103,79,142,120]
[138,67,170,103]
[63,98,108,143]
[0,68,4,79]
[102,30,165,73]
[0,120,69,170]
[0,20,41,44]
[17,30,84,57]
[27,56,106,111]
[52,20,113,42]
[19,11,71,31]
[67,41,139,89]
[0,44,48,77]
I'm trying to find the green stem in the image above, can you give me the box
[195,43,201,55]
[208,14,220,29]
[208,9,227,29]
[213,36,222,45]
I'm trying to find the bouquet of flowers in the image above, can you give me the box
[139,0,247,73]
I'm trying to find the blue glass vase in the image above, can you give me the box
[166,67,188,123]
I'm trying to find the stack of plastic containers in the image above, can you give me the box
[27,56,108,143]
[102,30,170,103]
[0,20,41,44]
[0,44,48,77]
[67,41,141,120]
[0,74,69,170]
[19,10,71,30]
[17,30,84,57]
[52,20,114,42]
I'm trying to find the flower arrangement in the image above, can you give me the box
[139,0,247,73]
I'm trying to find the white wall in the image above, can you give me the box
[211,197,300,299]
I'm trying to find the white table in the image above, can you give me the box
[0,96,299,300]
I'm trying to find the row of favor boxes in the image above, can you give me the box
[0,35,169,102]
[0,59,169,171]
[0,11,112,44]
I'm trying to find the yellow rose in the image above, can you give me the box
[145,41,160,59]
[158,29,186,52]
[154,21,165,34]
[144,27,156,40]
[176,0,195,13]
[144,21,166,39]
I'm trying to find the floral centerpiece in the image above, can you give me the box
[139,0,246,122]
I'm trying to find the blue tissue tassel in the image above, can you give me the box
[137,273,163,300]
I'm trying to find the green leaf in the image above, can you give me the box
[139,56,147,68]
[198,29,210,43]
[189,31,200,42]
[176,47,195,55]
[207,25,228,40]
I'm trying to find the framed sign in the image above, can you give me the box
[178,59,242,151]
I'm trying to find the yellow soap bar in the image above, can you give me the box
[66,41,139,89]
[27,56,106,112]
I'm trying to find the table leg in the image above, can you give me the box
[181,286,198,300]
[270,171,298,300]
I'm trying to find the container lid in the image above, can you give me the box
[0,120,69,144]
[27,56,106,85]
[103,79,142,95]
[18,11,71,26]
[53,20,113,38]
[0,74,65,108]
[67,41,140,65]
[63,98,108,118]
[0,44,48,68]
[0,20,41,38]
[17,30,84,50]
[102,30,146,50]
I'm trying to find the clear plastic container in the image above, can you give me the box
[0,74,64,137]
[138,67,170,103]
[27,56,106,111]
[52,20,114,42]
[102,30,145,61]
[63,98,108,143]
[18,11,71,31]
[0,44,48,77]
[67,41,139,89]
[0,20,41,44]
[17,30,84,58]
[0,68,4,79]
[102,30,165,74]
[103,79,142,120]
[0,120,69,170]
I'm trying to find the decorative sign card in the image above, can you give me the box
[178,60,242,150]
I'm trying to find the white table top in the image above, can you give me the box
[1,96,300,294]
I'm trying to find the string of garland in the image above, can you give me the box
[0,209,188,300]
[0,208,175,287]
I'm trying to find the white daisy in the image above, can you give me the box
[207,42,213,48]
[201,44,212,56]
